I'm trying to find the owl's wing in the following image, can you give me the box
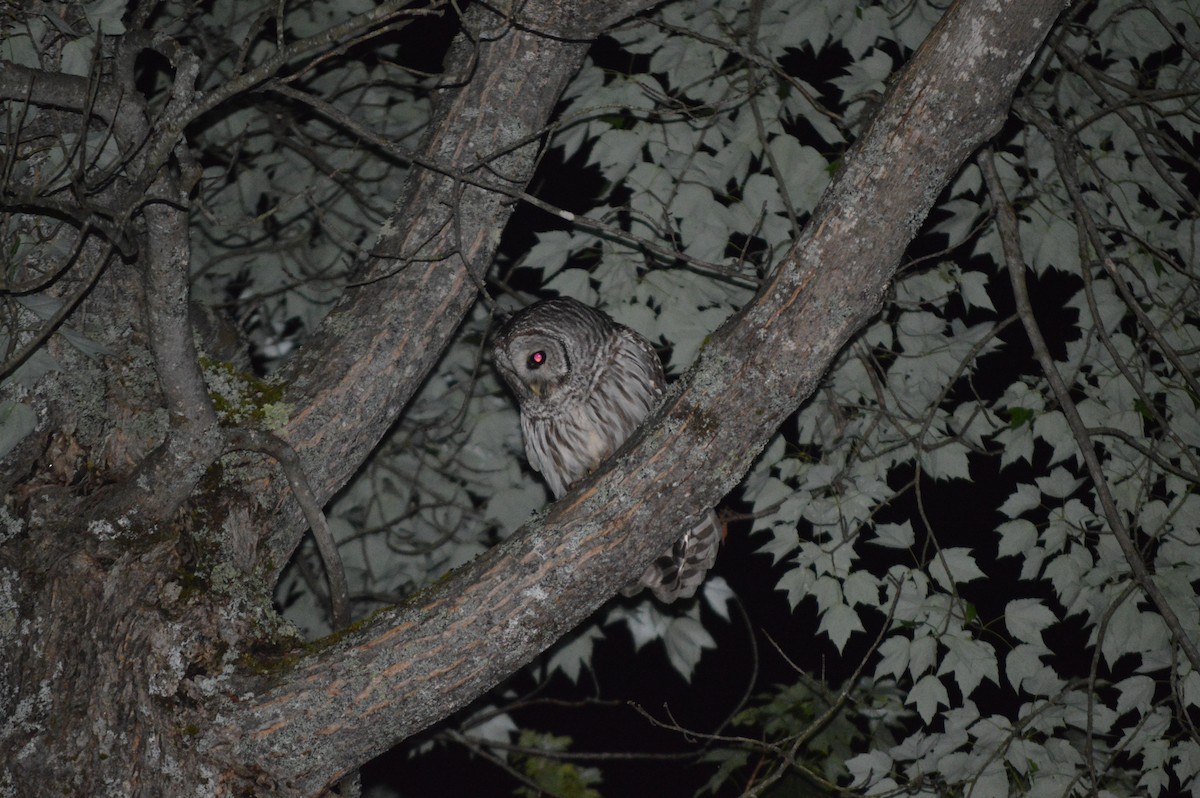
[621,510,722,603]
[613,325,666,396]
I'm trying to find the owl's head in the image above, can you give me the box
[493,328,573,402]
[491,297,608,407]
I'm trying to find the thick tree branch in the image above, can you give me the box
[0,63,146,156]
[260,0,662,571]
[116,195,225,521]
[206,0,1067,791]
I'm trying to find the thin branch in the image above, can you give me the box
[447,731,580,798]
[129,1,448,187]
[980,147,1200,674]
[264,82,760,288]
[1099,257,1200,403]
[0,237,114,381]
[1084,582,1137,795]
[744,575,905,797]
[227,428,352,629]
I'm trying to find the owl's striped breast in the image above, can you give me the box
[522,332,664,498]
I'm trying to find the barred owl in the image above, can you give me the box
[492,296,720,603]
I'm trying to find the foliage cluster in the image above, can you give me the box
[353,0,1197,793]
[1,0,1198,794]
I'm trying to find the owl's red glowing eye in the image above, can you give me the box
[527,351,546,370]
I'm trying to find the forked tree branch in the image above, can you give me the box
[204,0,1069,791]
[0,62,224,521]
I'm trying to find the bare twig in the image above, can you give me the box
[0,239,114,381]
[130,1,448,187]
[265,82,760,287]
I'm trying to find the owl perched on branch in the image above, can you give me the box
[492,296,720,602]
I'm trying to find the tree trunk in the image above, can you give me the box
[0,0,1066,794]
[1,0,649,792]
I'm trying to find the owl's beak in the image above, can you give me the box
[529,382,543,397]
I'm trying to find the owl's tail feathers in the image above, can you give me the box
[621,510,722,603]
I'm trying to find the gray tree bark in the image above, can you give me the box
[0,0,1066,794]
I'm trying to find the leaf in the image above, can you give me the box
[971,760,1011,798]
[939,632,999,697]
[0,31,42,68]
[1004,598,1056,645]
[846,749,894,789]
[0,401,37,461]
[525,231,582,280]
[16,296,112,358]
[906,674,949,725]
[462,707,517,750]
[929,548,986,591]
[1182,670,1200,711]
[998,484,1041,518]
[694,749,750,796]
[607,601,666,652]
[832,49,892,105]
[60,39,94,77]
[875,636,910,681]
[907,634,938,679]
[842,570,880,608]
[0,342,60,388]
[996,519,1037,560]
[1005,644,1062,695]
[923,441,971,481]
[1022,212,1081,275]
[1032,411,1080,466]
[1035,467,1083,500]
[592,127,647,182]
[840,5,892,58]
[543,269,597,304]
[1115,675,1155,716]
[1101,593,1169,669]
[871,521,915,549]
[817,602,864,654]
[84,0,128,34]
[702,576,735,621]
[485,483,546,535]
[772,136,830,213]
[547,626,605,683]
[777,563,815,608]
[662,614,716,680]
[513,731,602,798]
[959,268,996,312]
[759,522,801,565]
[932,198,984,249]
[998,420,1035,468]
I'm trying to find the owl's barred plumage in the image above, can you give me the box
[492,297,720,602]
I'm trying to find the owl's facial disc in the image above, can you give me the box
[512,338,567,399]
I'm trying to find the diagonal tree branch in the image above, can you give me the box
[258,0,664,572]
[205,0,1068,791]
